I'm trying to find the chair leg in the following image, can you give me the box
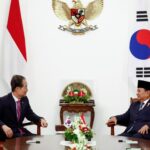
[111,126,114,135]
[37,125,41,135]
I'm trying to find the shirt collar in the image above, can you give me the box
[142,99,149,105]
[12,93,19,102]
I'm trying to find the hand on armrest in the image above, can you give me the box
[106,117,117,127]
[40,119,48,128]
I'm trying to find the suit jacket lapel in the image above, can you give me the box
[20,99,25,120]
[9,93,18,121]
[144,99,150,109]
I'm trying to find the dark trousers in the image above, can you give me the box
[0,129,6,141]
[13,128,35,138]
[119,132,150,140]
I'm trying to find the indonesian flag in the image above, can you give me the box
[80,113,86,125]
[0,0,27,94]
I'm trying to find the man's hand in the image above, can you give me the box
[2,125,13,138]
[106,117,117,126]
[138,125,149,135]
[40,119,48,127]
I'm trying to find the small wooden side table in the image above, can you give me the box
[59,100,95,128]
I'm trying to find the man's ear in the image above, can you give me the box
[148,90,150,96]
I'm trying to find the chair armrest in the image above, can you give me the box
[23,122,41,135]
[55,125,66,131]
[106,122,116,127]
[22,122,34,126]
[106,122,116,136]
[130,97,139,103]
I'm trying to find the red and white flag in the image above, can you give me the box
[128,0,150,96]
[0,0,27,95]
[80,113,86,125]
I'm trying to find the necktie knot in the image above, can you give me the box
[17,100,20,104]
[139,102,144,111]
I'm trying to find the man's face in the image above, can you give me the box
[137,88,150,101]
[16,79,28,97]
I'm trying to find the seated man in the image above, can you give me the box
[0,75,48,139]
[107,80,150,139]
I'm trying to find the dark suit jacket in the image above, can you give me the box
[0,93,42,137]
[116,100,150,134]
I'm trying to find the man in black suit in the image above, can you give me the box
[0,75,48,139]
[107,80,150,139]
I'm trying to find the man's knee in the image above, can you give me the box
[132,133,143,138]
[132,133,150,139]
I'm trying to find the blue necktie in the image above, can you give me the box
[139,102,144,111]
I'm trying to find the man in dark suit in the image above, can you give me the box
[0,75,48,139]
[107,80,150,139]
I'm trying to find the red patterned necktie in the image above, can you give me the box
[16,100,21,121]
[16,100,24,135]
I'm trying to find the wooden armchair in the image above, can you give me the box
[107,98,139,135]
[23,122,41,135]
[55,125,66,132]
